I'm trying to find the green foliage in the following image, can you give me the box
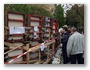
[54,4,65,27]
[66,4,84,29]
[30,5,53,17]
[4,4,53,26]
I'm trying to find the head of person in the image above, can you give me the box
[62,27,68,33]
[60,29,64,34]
[71,27,77,34]
[68,27,71,33]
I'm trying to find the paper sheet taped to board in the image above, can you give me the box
[9,27,25,34]
[34,26,39,32]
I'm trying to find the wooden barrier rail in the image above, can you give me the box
[4,42,23,55]
[4,39,55,64]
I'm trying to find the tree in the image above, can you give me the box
[4,4,53,26]
[66,4,84,30]
[54,4,65,27]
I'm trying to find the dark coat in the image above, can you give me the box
[61,31,69,63]
[61,32,69,46]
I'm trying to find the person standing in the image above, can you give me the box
[67,27,84,64]
[61,27,69,64]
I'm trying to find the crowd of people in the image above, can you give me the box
[60,25,84,64]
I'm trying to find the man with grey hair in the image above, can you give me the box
[67,27,84,64]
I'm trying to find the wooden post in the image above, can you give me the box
[47,46,50,59]
[26,44,30,64]
[43,59,51,64]
[52,43,55,56]
[48,30,51,40]
[4,27,9,41]
[38,49,41,64]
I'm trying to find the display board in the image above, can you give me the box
[5,11,26,42]
[52,19,59,34]
[43,17,52,38]
[5,11,26,63]
[28,14,42,39]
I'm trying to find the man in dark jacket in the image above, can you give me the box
[61,27,69,64]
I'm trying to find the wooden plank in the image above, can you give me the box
[4,26,9,30]
[52,43,55,55]
[23,46,29,50]
[26,44,30,64]
[30,22,39,26]
[4,44,23,55]
[38,49,41,63]
[4,26,32,30]
[8,21,23,27]
[47,46,50,59]
[6,57,23,63]
[4,42,23,49]
[30,40,55,52]
[29,60,38,63]
[48,30,51,40]
[8,19,24,22]
[11,61,26,64]
[4,42,18,47]
[44,40,55,46]
[12,60,38,64]
[5,40,55,64]
[34,61,40,64]
[43,59,51,64]
[8,50,23,57]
